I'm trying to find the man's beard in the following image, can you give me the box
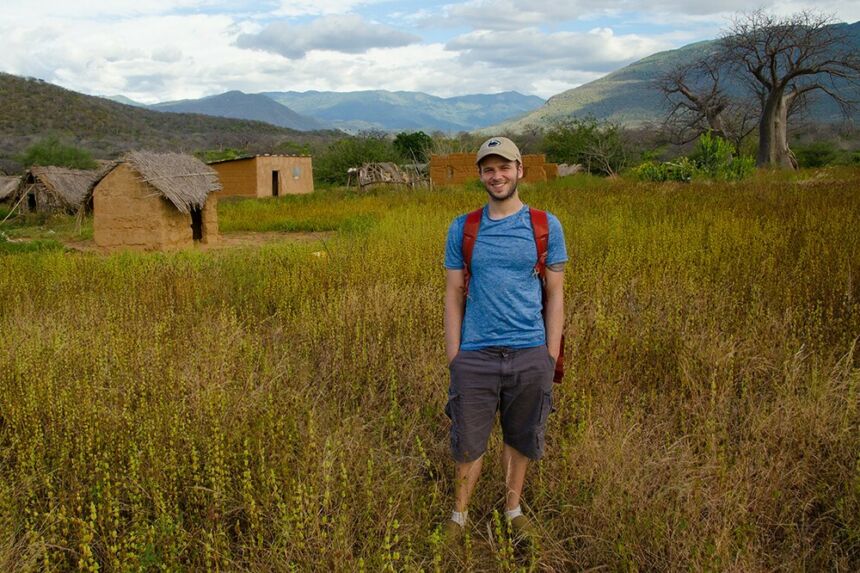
[484,179,518,202]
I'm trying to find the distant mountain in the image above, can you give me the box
[499,21,860,132]
[0,73,338,165]
[263,90,545,132]
[151,90,325,131]
[104,94,148,107]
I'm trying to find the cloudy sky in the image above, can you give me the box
[2,1,858,103]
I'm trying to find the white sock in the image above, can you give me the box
[505,506,522,521]
[451,510,467,527]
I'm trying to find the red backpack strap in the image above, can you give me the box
[461,208,483,297]
[530,207,565,383]
[529,207,549,281]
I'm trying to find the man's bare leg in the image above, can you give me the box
[502,444,529,511]
[454,456,484,512]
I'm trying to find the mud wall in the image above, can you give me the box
[212,156,314,198]
[210,159,258,197]
[93,164,196,251]
[202,193,219,245]
[429,153,557,186]
[256,156,314,196]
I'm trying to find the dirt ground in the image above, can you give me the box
[61,231,334,253]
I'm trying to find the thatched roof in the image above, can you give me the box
[89,151,221,214]
[102,151,221,214]
[0,175,19,200]
[25,166,102,208]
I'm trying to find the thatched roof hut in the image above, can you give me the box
[0,175,20,202]
[90,151,220,251]
[12,166,103,214]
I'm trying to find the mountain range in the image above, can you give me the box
[108,90,545,133]
[262,90,545,132]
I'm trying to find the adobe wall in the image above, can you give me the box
[429,153,558,186]
[211,159,258,197]
[255,156,314,196]
[212,156,314,197]
[93,164,195,251]
[201,193,219,245]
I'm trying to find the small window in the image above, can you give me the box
[292,166,301,180]
[447,166,454,179]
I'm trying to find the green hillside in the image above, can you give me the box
[0,73,338,168]
[500,22,860,132]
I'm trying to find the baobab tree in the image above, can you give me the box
[721,11,860,168]
[657,56,757,152]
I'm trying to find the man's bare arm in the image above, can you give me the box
[444,269,466,364]
[544,268,565,361]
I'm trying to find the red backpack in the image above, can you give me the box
[461,207,565,383]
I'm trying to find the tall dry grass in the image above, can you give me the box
[0,168,858,571]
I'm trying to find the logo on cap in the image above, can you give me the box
[487,139,501,147]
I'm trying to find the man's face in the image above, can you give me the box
[478,155,523,202]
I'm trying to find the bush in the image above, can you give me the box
[794,142,839,168]
[636,132,754,183]
[196,148,246,163]
[542,117,628,176]
[635,157,696,182]
[314,134,399,186]
[18,135,97,169]
[393,131,433,163]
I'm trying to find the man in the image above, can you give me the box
[442,136,567,543]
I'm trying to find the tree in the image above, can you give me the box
[393,131,433,163]
[18,135,97,170]
[542,117,628,176]
[721,11,860,168]
[657,57,758,152]
[313,134,398,186]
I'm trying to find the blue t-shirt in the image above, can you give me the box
[444,205,567,350]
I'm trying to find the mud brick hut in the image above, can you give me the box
[89,151,220,251]
[209,154,313,198]
[10,166,101,214]
[429,153,558,186]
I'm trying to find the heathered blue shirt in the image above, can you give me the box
[444,204,567,350]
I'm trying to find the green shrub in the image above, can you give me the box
[637,133,754,183]
[18,135,97,169]
[635,157,696,182]
[542,117,628,176]
[196,148,246,163]
[393,131,433,163]
[314,134,399,186]
[794,142,839,168]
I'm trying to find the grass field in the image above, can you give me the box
[1,169,858,571]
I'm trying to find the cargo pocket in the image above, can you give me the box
[535,390,554,454]
[445,392,461,451]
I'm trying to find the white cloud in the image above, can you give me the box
[236,15,421,58]
[447,27,673,72]
[271,0,383,17]
[443,0,770,30]
[1,0,856,105]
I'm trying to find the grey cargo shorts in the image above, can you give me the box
[445,345,556,463]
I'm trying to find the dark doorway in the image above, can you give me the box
[27,192,37,212]
[190,207,203,241]
[272,171,280,196]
